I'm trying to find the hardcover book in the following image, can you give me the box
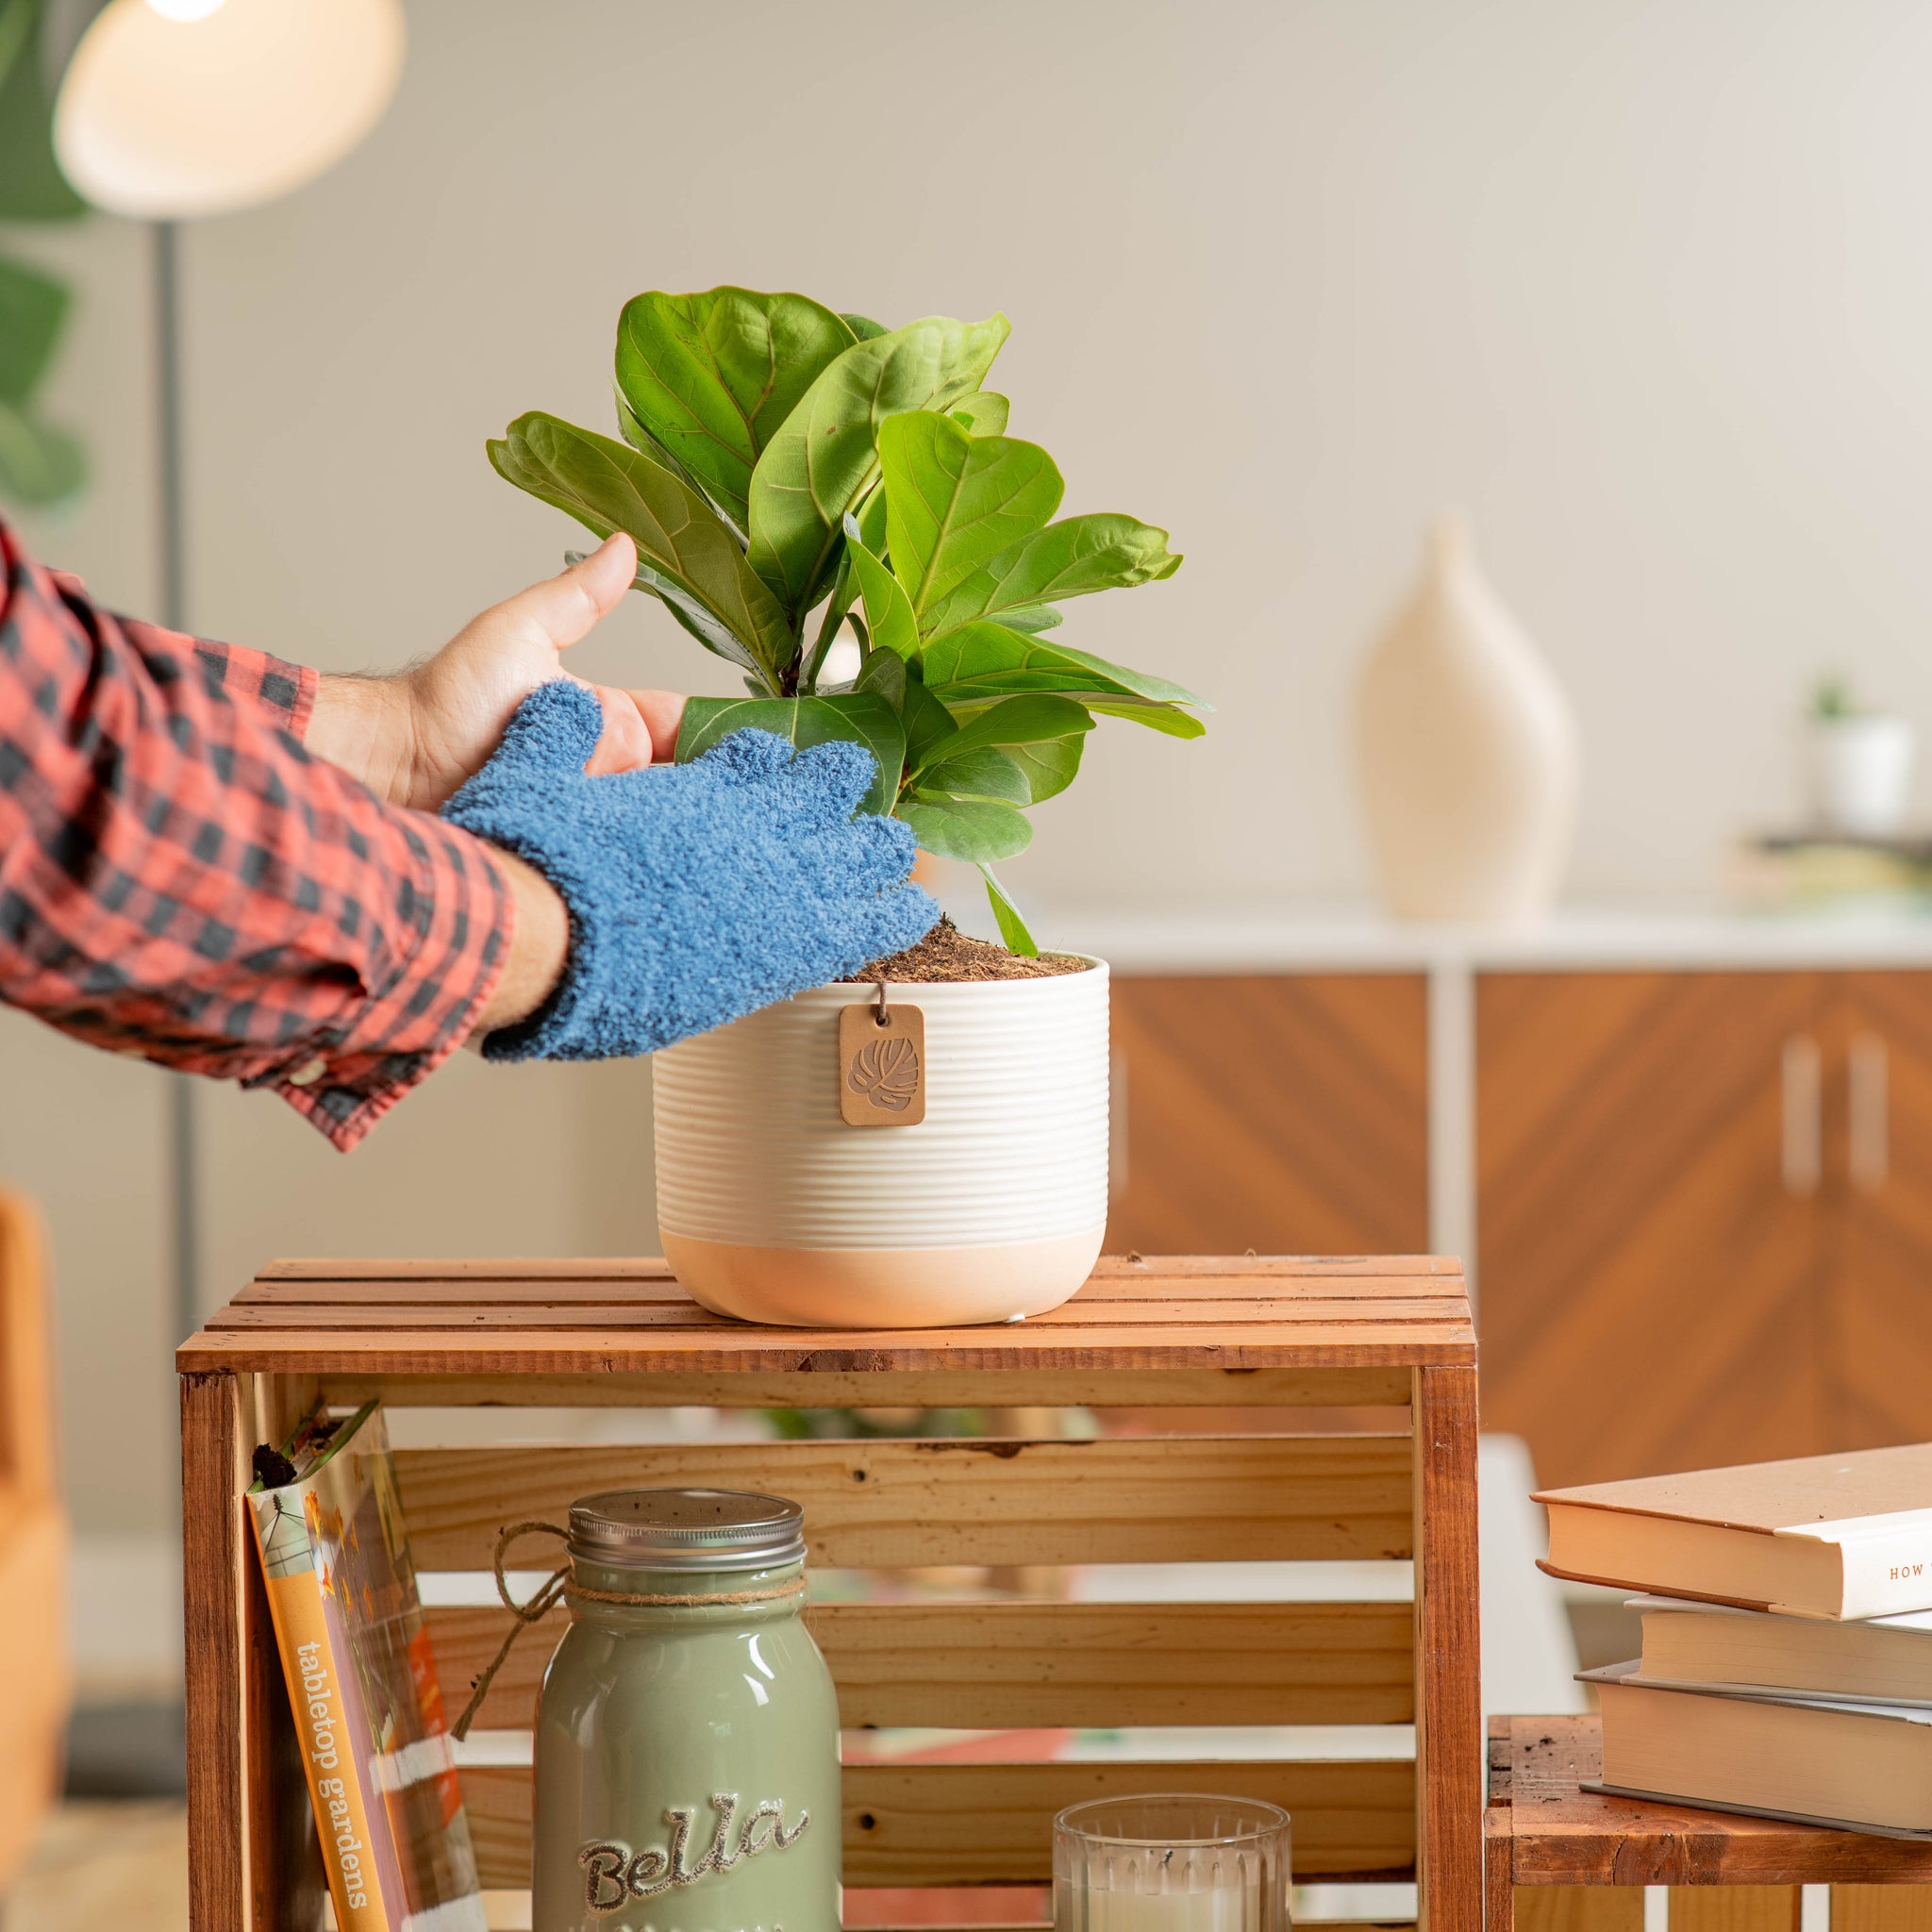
[247,1402,487,1932]
[1535,1441,1932,1619]
[1586,1661,1932,1839]
[1631,1593,1932,1705]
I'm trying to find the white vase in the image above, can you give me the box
[1356,516,1580,925]
[1809,715,1916,839]
[652,963,1109,1328]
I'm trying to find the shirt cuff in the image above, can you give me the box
[251,823,514,1152]
[192,639,318,740]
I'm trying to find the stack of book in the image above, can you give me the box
[1536,1441,1932,1839]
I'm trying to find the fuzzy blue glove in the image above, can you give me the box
[442,680,938,1060]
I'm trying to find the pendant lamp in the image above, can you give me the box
[54,0,406,220]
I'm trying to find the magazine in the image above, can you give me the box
[248,1401,487,1932]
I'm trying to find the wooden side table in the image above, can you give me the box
[1487,1716,1932,1932]
[178,1254,1480,1932]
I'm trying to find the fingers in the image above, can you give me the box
[473,531,637,658]
[694,727,796,784]
[841,811,920,893]
[583,684,658,776]
[592,687,687,767]
[495,679,604,774]
[771,739,876,824]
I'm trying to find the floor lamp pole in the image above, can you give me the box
[154,219,200,1350]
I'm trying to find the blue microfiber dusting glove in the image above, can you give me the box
[442,680,939,1060]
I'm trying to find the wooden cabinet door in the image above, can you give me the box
[1827,973,1932,1450]
[1105,974,1428,1256]
[1478,972,1827,1489]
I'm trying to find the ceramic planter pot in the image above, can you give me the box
[653,959,1108,1328]
[1810,715,1917,838]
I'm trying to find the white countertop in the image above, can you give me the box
[1026,899,1932,974]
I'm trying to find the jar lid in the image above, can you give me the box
[567,1488,807,1573]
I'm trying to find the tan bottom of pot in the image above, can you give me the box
[663,1227,1107,1329]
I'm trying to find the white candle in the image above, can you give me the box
[1074,1876,1256,1930]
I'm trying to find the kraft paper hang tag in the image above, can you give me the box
[839,998,925,1127]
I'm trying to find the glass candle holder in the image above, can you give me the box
[1054,1793,1291,1930]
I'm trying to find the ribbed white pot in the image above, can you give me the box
[653,959,1108,1328]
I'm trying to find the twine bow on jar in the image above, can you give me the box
[449,1520,808,1740]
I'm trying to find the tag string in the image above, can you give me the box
[448,1520,807,1740]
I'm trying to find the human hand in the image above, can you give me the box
[443,681,939,1059]
[307,533,688,810]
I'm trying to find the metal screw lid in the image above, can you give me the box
[567,1488,807,1573]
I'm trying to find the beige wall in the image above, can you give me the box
[11,0,1932,1539]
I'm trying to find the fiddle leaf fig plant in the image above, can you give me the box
[490,284,1203,953]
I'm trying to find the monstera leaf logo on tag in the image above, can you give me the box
[848,1035,920,1112]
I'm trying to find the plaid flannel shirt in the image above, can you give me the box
[0,519,510,1150]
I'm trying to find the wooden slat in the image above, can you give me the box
[1519,1894,1643,1932]
[1671,1891,1801,1932]
[1832,1891,1932,1932]
[425,1598,1416,1731]
[179,1320,1474,1375]
[458,1757,1418,1887]
[181,1372,245,1932]
[396,1435,1415,1571]
[254,1253,1462,1284]
[313,1365,1417,1409]
[208,1294,1465,1331]
[1415,1365,1482,1932]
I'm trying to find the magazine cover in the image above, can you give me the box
[248,1401,487,1932]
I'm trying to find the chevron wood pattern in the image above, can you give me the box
[1106,974,1428,1256]
[1478,971,1828,1489]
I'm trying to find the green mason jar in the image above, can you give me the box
[531,1489,840,1932]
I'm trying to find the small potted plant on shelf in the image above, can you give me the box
[1807,675,1917,841]
[491,288,1203,1327]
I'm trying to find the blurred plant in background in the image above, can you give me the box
[0,0,87,509]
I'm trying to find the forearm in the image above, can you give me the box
[473,847,569,1036]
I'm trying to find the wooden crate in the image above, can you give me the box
[177,1254,1479,1932]
[1487,1717,1932,1932]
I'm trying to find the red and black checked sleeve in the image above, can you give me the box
[0,522,512,1151]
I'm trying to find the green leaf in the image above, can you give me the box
[675,691,906,815]
[920,513,1182,639]
[897,796,1032,863]
[614,288,856,537]
[858,646,957,774]
[841,312,889,341]
[876,409,1063,617]
[0,254,66,404]
[920,623,1204,708]
[844,528,921,660]
[979,864,1039,957]
[911,745,1032,806]
[0,397,81,507]
[745,311,1010,619]
[1083,697,1208,739]
[0,1,83,221]
[987,604,1061,633]
[950,391,1009,436]
[490,410,793,687]
[912,692,1093,804]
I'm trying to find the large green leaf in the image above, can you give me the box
[615,289,855,536]
[920,513,1182,639]
[950,391,1009,436]
[911,692,1093,803]
[490,411,792,687]
[911,745,1032,806]
[920,623,1203,708]
[876,410,1063,617]
[0,254,66,404]
[897,796,1032,863]
[675,692,905,815]
[0,397,81,506]
[858,646,957,774]
[845,532,921,660]
[745,311,1010,619]
[1083,697,1208,739]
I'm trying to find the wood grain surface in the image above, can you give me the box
[458,1755,1417,1888]
[1478,972,1826,1488]
[1488,1715,1932,1884]
[428,1596,1416,1731]
[1106,975,1429,1257]
[395,1432,1416,1570]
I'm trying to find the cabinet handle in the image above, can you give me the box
[1782,1034,1823,1196]
[1850,1031,1890,1194]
